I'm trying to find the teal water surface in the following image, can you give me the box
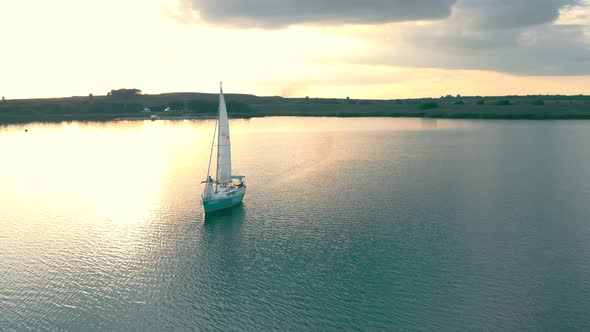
[1,117,590,330]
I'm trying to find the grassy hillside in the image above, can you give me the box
[1,92,590,124]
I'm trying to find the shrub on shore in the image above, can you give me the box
[420,102,439,110]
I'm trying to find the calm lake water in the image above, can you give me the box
[1,117,590,330]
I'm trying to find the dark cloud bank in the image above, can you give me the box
[380,0,590,75]
[190,0,457,27]
[188,0,590,75]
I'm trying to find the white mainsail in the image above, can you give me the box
[216,85,232,184]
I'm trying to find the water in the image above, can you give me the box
[1,117,590,330]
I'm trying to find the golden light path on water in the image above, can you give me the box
[0,117,457,249]
[3,121,186,220]
[0,117,460,217]
[0,121,205,268]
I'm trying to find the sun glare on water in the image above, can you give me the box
[0,121,213,224]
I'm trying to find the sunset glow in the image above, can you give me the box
[1,0,589,99]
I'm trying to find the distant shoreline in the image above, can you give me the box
[3,114,590,127]
[2,92,590,124]
[113,115,217,121]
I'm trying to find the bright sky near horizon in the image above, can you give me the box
[1,0,589,99]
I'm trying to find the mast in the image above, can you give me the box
[216,82,232,184]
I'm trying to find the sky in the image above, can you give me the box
[1,0,589,99]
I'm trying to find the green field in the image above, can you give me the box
[2,90,590,124]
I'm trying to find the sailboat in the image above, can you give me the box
[202,83,246,213]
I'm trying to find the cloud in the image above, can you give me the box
[392,25,589,75]
[346,0,590,75]
[179,0,590,76]
[457,0,581,30]
[186,0,457,27]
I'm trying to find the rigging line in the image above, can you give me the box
[205,116,218,192]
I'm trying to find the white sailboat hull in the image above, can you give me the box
[202,186,246,213]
